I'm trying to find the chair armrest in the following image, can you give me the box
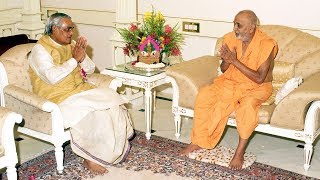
[3,85,51,111]
[87,73,122,90]
[3,85,64,135]
[270,72,320,130]
[165,55,220,109]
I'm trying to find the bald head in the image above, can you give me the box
[236,10,259,26]
[233,10,259,42]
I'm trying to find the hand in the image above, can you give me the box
[219,44,237,64]
[72,36,88,63]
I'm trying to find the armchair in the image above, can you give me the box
[166,25,320,171]
[0,34,121,173]
[0,107,22,180]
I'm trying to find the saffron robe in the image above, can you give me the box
[191,28,278,149]
[28,35,134,166]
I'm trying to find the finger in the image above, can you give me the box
[232,47,237,53]
[75,40,82,49]
[220,48,227,55]
[78,36,87,47]
[80,38,88,49]
[224,46,231,53]
[78,37,84,46]
[220,44,227,51]
[76,37,84,48]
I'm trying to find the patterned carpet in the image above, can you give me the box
[1,131,315,180]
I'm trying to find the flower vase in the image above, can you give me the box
[161,52,170,65]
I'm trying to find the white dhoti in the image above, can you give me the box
[59,88,134,166]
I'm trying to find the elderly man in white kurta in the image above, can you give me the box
[28,12,134,174]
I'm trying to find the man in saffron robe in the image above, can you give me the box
[28,13,134,174]
[180,10,278,170]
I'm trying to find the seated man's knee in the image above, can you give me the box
[239,97,260,109]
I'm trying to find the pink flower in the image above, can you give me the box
[130,23,138,31]
[131,61,137,65]
[163,37,171,45]
[123,46,130,56]
[165,25,172,33]
[171,47,181,56]
[80,68,88,82]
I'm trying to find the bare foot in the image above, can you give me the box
[229,137,248,170]
[229,153,244,170]
[83,159,108,174]
[180,143,202,156]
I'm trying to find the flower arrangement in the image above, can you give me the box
[117,8,184,64]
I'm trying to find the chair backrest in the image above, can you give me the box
[214,25,320,79]
[0,43,35,92]
[261,25,320,79]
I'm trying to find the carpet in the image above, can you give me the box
[1,131,315,180]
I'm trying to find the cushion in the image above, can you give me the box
[275,76,303,104]
[188,145,256,169]
[272,61,295,83]
[262,60,295,105]
[0,43,35,92]
[0,43,35,66]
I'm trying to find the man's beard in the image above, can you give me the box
[235,32,249,42]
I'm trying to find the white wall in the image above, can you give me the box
[138,0,320,60]
[6,0,23,8]
[138,0,320,30]
[41,0,116,11]
[35,1,320,69]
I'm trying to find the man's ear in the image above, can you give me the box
[250,24,256,33]
[52,26,58,34]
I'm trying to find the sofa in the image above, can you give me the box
[0,34,122,173]
[165,25,320,171]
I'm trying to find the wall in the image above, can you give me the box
[139,0,320,60]
[7,0,320,71]
[0,0,22,37]
[6,0,23,8]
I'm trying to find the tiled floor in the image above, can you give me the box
[8,97,320,178]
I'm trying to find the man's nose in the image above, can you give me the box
[233,25,238,31]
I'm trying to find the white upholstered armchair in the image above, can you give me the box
[0,107,22,180]
[0,35,122,173]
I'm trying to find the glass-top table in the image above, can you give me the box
[101,62,169,140]
[105,62,165,77]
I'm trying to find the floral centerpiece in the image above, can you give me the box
[117,8,184,65]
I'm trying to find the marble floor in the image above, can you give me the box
[7,96,320,179]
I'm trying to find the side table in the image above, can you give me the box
[100,63,168,139]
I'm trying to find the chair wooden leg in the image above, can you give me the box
[304,143,313,171]
[6,165,17,180]
[54,145,64,174]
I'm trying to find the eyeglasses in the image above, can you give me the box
[57,25,75,33]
